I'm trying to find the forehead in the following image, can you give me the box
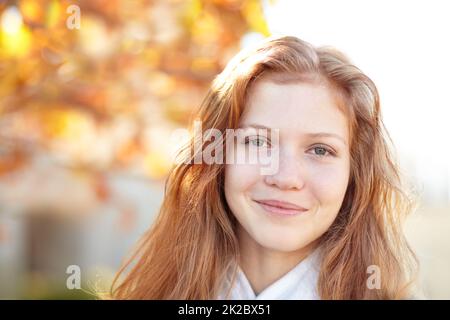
[240,79,350,142]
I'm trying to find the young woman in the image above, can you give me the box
[110,36,418,299]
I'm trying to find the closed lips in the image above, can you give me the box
[254,199,308,211]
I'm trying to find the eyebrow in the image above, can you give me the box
[238,123,272,130]
[238,123,348,146]
[305,132,348,146]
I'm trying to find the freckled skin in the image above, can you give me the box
[224,80,351,253]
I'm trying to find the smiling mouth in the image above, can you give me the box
[253,199,308,217]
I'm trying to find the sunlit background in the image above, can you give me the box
[0,0,449,299]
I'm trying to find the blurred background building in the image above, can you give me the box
[0,0,449,299]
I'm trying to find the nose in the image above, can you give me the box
[263,148,306,190]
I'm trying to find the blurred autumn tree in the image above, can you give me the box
[0,0,270,182]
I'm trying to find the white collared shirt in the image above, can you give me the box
[217,248,322,300]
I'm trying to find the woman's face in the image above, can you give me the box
[224,79,351,252]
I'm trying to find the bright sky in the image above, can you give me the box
[260,0,450,204]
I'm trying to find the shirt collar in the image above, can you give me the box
[218,247,322,300]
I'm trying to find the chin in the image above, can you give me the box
[255,233,313,253]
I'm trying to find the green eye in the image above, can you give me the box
[244,136,268,147]
[314,146,328,156]
[308,145,335,157]
[252,138,265,147]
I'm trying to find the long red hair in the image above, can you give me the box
[109,36,417,299]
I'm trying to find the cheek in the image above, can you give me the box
[306,161,350,208]
[224,163,262,199]
[224,162,266,227]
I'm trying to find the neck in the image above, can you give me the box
[237,226,318,295]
